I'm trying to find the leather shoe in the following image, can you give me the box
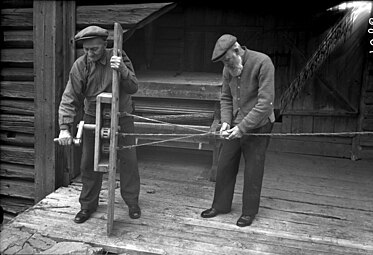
[236,215,255,227]
[74,209,93,224]
[128,204,141,219]
[201,208,221,218]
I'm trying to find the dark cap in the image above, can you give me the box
[211,34,237,62]
[74,26,109,41]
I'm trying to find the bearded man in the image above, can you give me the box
[58,26,141,223]
[201,34,275,227]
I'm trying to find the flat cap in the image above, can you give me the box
[74,26,109,41]
[211,34,237,62]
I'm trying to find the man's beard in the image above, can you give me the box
[227,55,243,77]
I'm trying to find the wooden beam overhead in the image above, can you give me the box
[76,3,176,28]
[76,2,177,41]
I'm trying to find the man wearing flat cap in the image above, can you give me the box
[57,25,141,223]
[201,34,275,227]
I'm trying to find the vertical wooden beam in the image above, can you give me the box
[352,6,373,160]
[61,0,78,185]
[107,22,123,236]
[33,0,64,202]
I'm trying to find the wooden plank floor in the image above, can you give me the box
[1,148,373,254]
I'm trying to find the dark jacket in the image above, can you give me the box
[220,47,275,132]
[58,48,138,130]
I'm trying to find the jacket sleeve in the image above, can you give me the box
[58,62,85,131]
[237,58,275,132]
[119,50,138,94]
[220,69,233,125]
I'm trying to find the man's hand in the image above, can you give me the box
[58,130,72,146]
[226,126,243,140]
[110,55,125,70]
[110,50,127,74]
[219,122,230,138]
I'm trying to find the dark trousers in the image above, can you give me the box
[212,121,273,216]
[79,114,140,211]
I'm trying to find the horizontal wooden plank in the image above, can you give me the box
[76,3,174,28]
[268,137,352,158]
[360,135,373,147]
[0,132,34,146]
[282,110,358,117]
[0,81,34,99]
[0,145,34,166]
[135,139,215,151]
[0,163,34,180]
[0,99,34,115]
[137,70,222,86]
[0,68,34,81]
[136,82,220,101]
[134,121,211,134]
[138,113,214,126]
[0,179,34,200]
[0,114,34,134]
[358,148,373,159]
[0,196,34,215]
[134,97,217,110]
[131,121,216,144]
[2,30,33,48]
[1,49,33,64]
[2,149,373,254]
[0,8,33,28]
[134,105,214,115]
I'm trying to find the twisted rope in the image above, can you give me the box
[118,112,373,149]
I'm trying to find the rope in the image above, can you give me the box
[118,131,214,150]
[122,112,208,133]
[117,112,373,150]
[120,131,373,137]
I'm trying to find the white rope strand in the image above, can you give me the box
[118,131,214,150]
[117,112,373,149]
[119,131,373,137]
[123,112,209,133]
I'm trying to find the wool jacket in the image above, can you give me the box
[58,49,138,130]
[220,47,275,132]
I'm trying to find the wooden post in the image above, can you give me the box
[61,0,78,185]
[352,5,373,160]
[107,22,123,235]
[33,0,65,202]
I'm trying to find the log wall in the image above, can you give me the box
[0,0,35,220]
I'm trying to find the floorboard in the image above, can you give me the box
[1,150,372,254]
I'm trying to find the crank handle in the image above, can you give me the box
[53,137,81,146]
[54,121,96,146]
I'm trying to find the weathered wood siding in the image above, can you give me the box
[124,3,372,158]
[0,0,35,219]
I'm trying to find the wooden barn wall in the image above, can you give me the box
[0,1,370,221]
[125,4,371,159]
[0,0,35,219]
